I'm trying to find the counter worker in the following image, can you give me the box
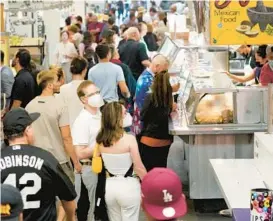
[260,45,273,86]
[226,45,268,85]
[72,80,104,221]
[231,45,256,77]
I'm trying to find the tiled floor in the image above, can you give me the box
[138,137,233,221]
[139,199,232,220]
[139,209,232,221]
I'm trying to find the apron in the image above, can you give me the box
[244,55,253,76]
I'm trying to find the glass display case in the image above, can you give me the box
[180,66,268,128]
[157,37,178,62]
[158,36,268,129]
[158,36,229,74]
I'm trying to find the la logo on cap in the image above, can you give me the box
[163,190,173,203]
[1,204,11,216]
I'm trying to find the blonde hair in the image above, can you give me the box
[147,23,154,33]
[158,11,166,21]
[68,25,79,34]
[36,70,56,90]
[49,65,64,81]
[127,27,139,39]
[77,80,94,99]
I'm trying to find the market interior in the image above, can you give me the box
[1,1,273,221]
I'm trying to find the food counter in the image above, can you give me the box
[158,37,268,200]
[170,85,267,199]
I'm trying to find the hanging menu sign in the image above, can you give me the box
[210,0,273,45]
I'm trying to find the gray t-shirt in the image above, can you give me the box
[88,62,125,102]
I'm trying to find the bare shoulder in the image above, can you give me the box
[123,133,137,143]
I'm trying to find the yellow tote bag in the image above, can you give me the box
[92,143,103,174]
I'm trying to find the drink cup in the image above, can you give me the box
[251,188,273,221]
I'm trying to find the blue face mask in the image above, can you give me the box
[269,60,273,70]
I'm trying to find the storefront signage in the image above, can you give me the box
[1,34,10,65]
[210,0,273,45]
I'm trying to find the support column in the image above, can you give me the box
[146,0,151,10]
[0,2,10,66]
[72,0,86,26]
[43,9,61,65]
[0,3,4,32]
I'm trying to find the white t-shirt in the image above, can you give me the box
[55,42,78,65]
[143,13,158,24]
[175,2,184,14]
[72,109,101,149]
[58,80,84,128]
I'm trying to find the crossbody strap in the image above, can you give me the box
[106,164,134,178]
[124,164,134,177]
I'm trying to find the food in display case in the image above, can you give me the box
[176,49,267,127]
[181,73,268,127]
[195,94,233,124]
[182,75,235,125]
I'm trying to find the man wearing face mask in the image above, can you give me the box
[260,45,273,86]
[72,80,104,221]
[225,45,268,85]
[25,70,81,221]
[72,81,134,221]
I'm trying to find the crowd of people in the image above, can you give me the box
[0,3,188,221]
[1,2,273,221]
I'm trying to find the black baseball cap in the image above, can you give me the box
[3,108,40,137]
[1,184,24,221]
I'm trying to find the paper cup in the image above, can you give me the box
[251,188,273,221]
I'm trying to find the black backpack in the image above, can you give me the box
[83,46,98,80]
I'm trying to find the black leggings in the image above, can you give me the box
[139,142,171,172]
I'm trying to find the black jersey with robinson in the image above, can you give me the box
[0,144,76,221]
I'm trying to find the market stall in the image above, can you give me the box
[208,84,273,220]
[158,36,268,200]
[160,0,273,210]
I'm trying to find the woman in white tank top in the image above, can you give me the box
[96,102,147,221]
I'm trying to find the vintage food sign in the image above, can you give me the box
[210,0,273,45]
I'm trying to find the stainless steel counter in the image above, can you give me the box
[169,115,267,136]
[230,68,244,75]
[169,115,267,199]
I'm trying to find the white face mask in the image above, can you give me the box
[123,112,133,128]
[88,94,104,108]
[62,34,69,41]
